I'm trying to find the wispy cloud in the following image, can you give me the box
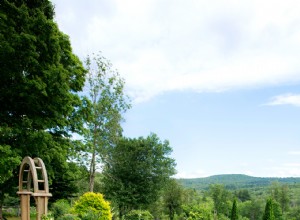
[52,0,300,102]
[265,94,300,107]
[265,165,300,177]
[174,170,209,179]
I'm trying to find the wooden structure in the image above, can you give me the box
[17,156,52,220]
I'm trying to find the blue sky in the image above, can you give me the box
[51,0,300,177]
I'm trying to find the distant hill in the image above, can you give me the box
[177,174,300,190]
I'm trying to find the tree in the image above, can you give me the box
[239,199,264,220]
[182,196,214,220]
[236,189,251,202]
[269,182,290,215]
[124,210,154,220]
[0,146,21,184]
[0,0,86,217]
[102,134,176,219]
[162,179,184,220]
[209,184,232,217]
[263,198,275,220]
[82,53,130,192]
[230,199,238,220]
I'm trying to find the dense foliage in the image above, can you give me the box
[124,210,154,220]
[102,134,176,218]
[72,192,112,220]
[0,0,86,218]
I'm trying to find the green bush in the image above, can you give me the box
[124,210,154,220]
[42,214,54,220]
[2,209,15,218]
[72,192,112,220]
[57,214,80,220]
[51,199,71,219]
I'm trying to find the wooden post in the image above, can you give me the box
[33,193,52,220]
[17,192,32,220]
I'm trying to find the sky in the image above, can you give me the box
[51,0,300,178]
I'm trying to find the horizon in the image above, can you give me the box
[175,173,300,179]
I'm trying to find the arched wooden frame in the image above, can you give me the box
[17,156,52,220]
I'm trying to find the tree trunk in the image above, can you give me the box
[89,149,96,192]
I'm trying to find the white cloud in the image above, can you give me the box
[266,94,300,107]
[51,0,300,102]
[174,169,209,179]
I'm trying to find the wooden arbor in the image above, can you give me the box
[17,156,52,220]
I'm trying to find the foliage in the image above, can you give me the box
[162,178,184,220]
[181,190,214,220]
[51,199,71,219]
[57,214,81,220]
[230,199,238,220]
[263,198,275,220]
[72,192,112,220]
[287,206,300,220]
[124,210,154,220]
[51,162,89,201]
[209,184,232,217]
[0,145,21,184]
[269,182,290,214]
[236,189,251,202]
[41,214,54,220]
[102,134,176,218]
[81,53,130,192]
[239,199,264,220]
[0,0,86,217]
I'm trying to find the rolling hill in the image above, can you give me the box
[177,174,300,190]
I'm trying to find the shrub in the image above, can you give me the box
[124,210,154,220]
[57,214,80,220]
[51,199,71,219]
[72,192,112,220]
[41,214,54,220]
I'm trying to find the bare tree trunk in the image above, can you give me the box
[89,148,96,192]
[88,87,99,192]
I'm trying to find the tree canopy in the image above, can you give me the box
[81,53,131,192]
[0,0,86,216]
[101,134,176,218]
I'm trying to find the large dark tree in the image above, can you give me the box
[102,134,176,219]
[0,0,86,217]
